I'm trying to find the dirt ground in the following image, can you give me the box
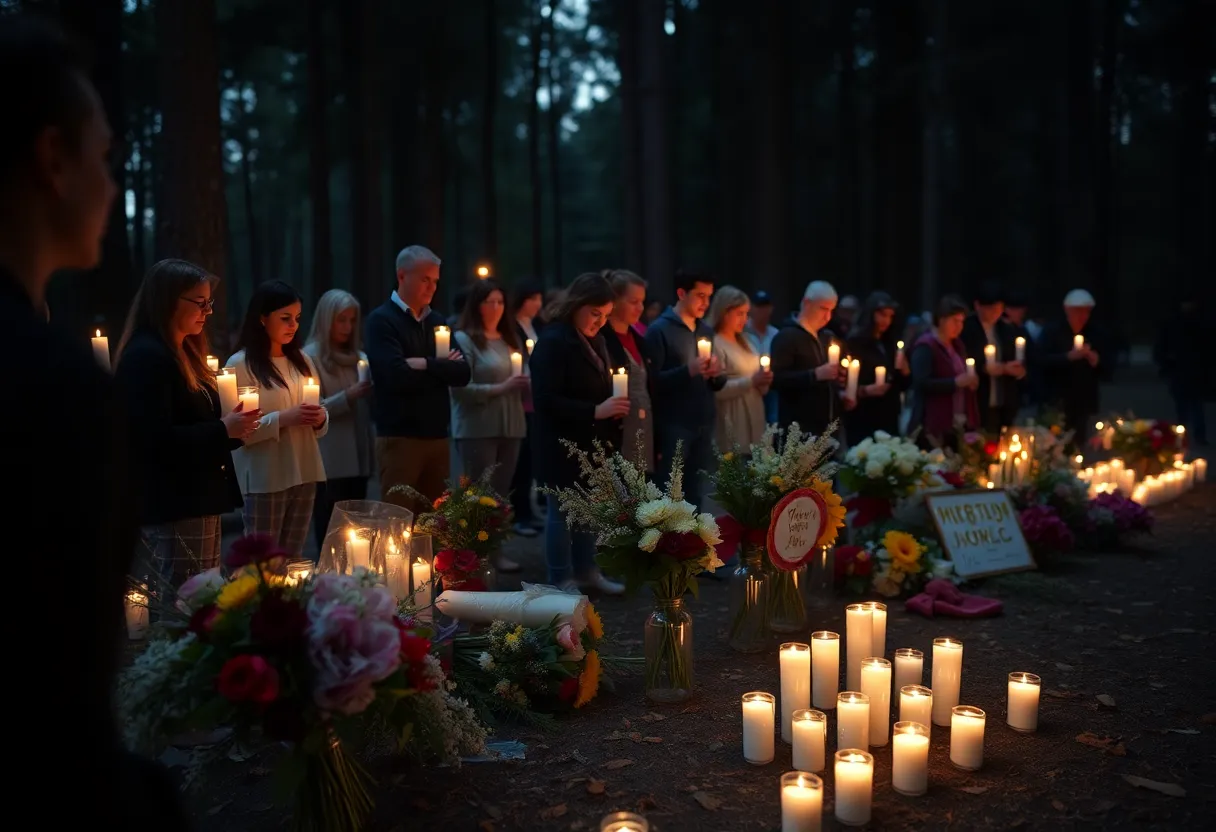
[180,480,1216,832]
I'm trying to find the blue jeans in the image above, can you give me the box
[763,389,778,426]
[657,423,714,509]
[545,493,596,584]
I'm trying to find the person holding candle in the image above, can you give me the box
[1002,288,1042,411]
[303,289,375,549]
[509,278,547,536]
[604,270,658,473]
[450,279,529,573]
[961,282,1026,434]
[229,281,329,559]
[908,294,979,450]
[531,272,628,594]
[1035,289,1105,446]
[744,290,780,424]
[771,280,851,438]
[710,286,772,451]
[844,291,905,443]
[115,259,256,592]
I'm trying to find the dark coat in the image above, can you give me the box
[1035,317,1110,420]
[843,331,909,441]
[908,332,979,442]
[960,316,1022,418]
[770,318,840,436]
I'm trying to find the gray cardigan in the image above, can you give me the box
[302,343,375,479]
[449,331,527,439]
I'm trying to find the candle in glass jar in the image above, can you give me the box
[950,706,986,771]
[741,692,776,765]
[860,658,892,747]
[412,556,432,594]
[810,631,839,709]
[791,709,826,772]
[863,601,887,658]
[238,386,260,414]
[383,543,408,600]
[833,750,874,828]
[1015,336,1026,362]
[613,367,629,399]
[844,358,860,400]
[836,691,870,750]
[827,343,841,365]
[1007,672,1041,733]
[435,326,451,357]
[357,358,370,382]
[893,648,923,691]
[346,529,371,571]
[845,603,872,691]
[697,338,712,361]
[899,685,933,739]
[965,357,976,378]
[1195,458,1207,483]
[779,642,811,743]
[302,376,321,406]
[91,329,111,371]
[780,771,823,832]
[510,351,523,377]
[599,812,649,832]
[286,560,313,586]
[892,721,930,796]
[931,637,963,726]
[760,354,771,369]
[125,588,149,640]
[217,369,239,414]
[206,354,220,373]
[874,365,886,386]
[984,343,997,370]
[1073,333,1085,350]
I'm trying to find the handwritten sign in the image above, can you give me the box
[767,488,829,571]
[925,489,1036,579]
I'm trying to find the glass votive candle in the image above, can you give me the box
[836,691,870,750]
[237,385,260,412]
[893,647,924,691]
[860,657,892,747]
[741,691,776,765]
[780,771,823,832]
[931,637,963,726]
[833,749,874,827]
[790,709,827,772]
[892,721,930,796]
[900,684,933,739]
[810,630,840,709]
[779,642,811,743]
[285,560,314,587]
[1007,672,1041,733]
[950,705,986,771]
[862,601,887,657]
[600,812,648,832]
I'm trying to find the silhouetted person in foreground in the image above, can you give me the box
[0,16,190,828]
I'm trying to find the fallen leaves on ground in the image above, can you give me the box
[643,736,663,743]
[707,741,724,752]
[641,712,666,722]
[603,759,634,770]
[1045,689,1085,700]
[585,779,606,795]
[1202,713,1216,724]
[693,791,722,810]
[957,786,989,795]
[1075,732,1126,755]
[1096,694,1117,708]
[1055,662,1075,671]
[1051,800,1066,811]
[1163,728,1199,735]
[539,803,568,820]
[1121,775,1186,797]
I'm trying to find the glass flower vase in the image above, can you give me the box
[644,597,694,703]
[766,565,807,634]
[727,544,770,653]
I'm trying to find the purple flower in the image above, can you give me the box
[1018,505,1074,553]
[306,575,402,715]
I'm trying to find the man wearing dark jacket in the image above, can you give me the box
[1036,289,1106,445]
[960,282,1026,434]
[365,245,471,515]
[645,270,725,508]
[771,280,850,437]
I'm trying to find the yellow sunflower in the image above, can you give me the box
[585,603,604,640]
[575,650,601,708]
[478,496,499,508]
[216,574,259,610]
[810,478,847,549]
[882,530,925,573]
[476,530,489,542]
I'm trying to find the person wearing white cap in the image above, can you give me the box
[770,280,851,436]
[1035,288,1103,445]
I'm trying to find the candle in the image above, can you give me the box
[1195,458,1207,483]
[697,338,712,361]
[779,642,811,743]
[346,529,370,572]
[1073,333,1085,350]
[863,601,886,658]
[893,648,924,692]
[741,692,776,765]
[205,354,220,373]
[412,556,432,594]
[892,721,930,796]
[1007,672,1041,733]
[965,357,976,378]
[844,357,860,400]
[124,588,149,640]
[217,369,239,414]
[780,771,823,832]
[827,343,841,365]
[859,658,892,747]
[845,603,872,691]
[931,637,963,726]
[900,685,933,739]
[91,329,111,371]
[525,338,535,355]
[238,385,260,414]
[285,560,313,586]
[833,750,874,827]
[950,706,986,771]
[599,812,648,832]
[357,358,370,382]
[896,340,905,352]
[836,691,870,750]
[874,365,886,386]
[435,325,450,357]
[810,631,839,709]
[983,343,997,370]
[384,541,408,600]
[760,354,771,369]
[510,351,523,377]
[302,376,321,406]
[1015,335,1026,362]
[613,367,629,399]
[791,709,826,772]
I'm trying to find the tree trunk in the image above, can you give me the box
[635,0,672,297]
[307,0,333,296]
[1174,0,1215,306]
[481,0,499,265]
[527,2,545,281]
[131,130,147,278]
[544,0,564,283]
[618,0,643,275]
[155,0,230,342]
[834,0,862,294]
[239,127,261,287]
[919,0,946,313]
[419,5,448,258]
[709,1,741,286]
[1092,0,1120,320]
[387,3,420,262]
[753,0,793,313]
[1063,0,1096,291]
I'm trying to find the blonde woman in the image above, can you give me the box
[304,289,375,547]
[709,286,772,450]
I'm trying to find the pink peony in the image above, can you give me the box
[177,568,224,613]
[306,578,403,715]
[556,623,586,662]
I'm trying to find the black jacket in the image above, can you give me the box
[114,330,243,525]
[960,316,1022,415]
[603,325,659,398]
[1035,318,1110,418]
[530,321,623,489]
[643,307,726,432]
[843,331,908,441]
[771,318,840,436]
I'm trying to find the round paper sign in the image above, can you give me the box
[766,488,829,571]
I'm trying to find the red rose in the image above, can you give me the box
[983,441,999,457]
[558,676,579,703]
[394,623,432,664]
[453,550,479,572]
[942,470,964,488]
[188,603,220,638]
[459,577,488,591]
[225,533,288,569]
[655,531,706,561]
[216,655,280,705]
[250,590,308,649]
[262,699,307,742]
[434,549,457,574]
[833,545,872,581]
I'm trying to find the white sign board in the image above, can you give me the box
[766,488,827,570]
[925,489,1037,579]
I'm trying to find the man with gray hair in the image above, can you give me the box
[770,280,851,437]
[1035,288,1104,445]
[365,245,470,515]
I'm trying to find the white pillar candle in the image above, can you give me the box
[779,642,811,743]
[863,601,887,658]
[780,771,823,832]
[125,589,149,640]
[525,338,535,354]
[1195,458,1207,483]
[384,545,408,601]
[412,556,432,594]
[1007,672,1041,733]
[91,329,111,371]
[697,338,712,361]
[791,709,826,772]
[613,367,629,398]
[741,692,776,765]
[899,685,933,739]
[891,721,930,796]
[874,365,886,386]
[896,340,905,352]
[346,529,371,572]
[894,648,924,692]
[844,358,860,400]
[845,603,872,691]
[302,376,321,406]
[950,706,986,771]
[599,812,648,832]
[931,637,963,726]
[983,343,996,370]
[836,691,870,750]
[760,354,771,369]
[810,631,839,709]
[434,326,450,357]
[205,354,220,373]
[1073,333,1085,350]
[827,343,841,365]
[217,369,239,414]
[965,357,976,378]
[238,386,260,414]
[357,358,370,382]
[1014,336,1026,362]
[860,657,892,747]
[833,750,874,828]
[510,351,523,377]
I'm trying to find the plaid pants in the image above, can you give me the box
[242,482,317,559]
[141,515,222,592]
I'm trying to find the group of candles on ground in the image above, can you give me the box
[737,602,1041,830]
[1074,437,1206,506]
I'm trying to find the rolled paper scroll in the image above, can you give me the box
[436,583,588,633]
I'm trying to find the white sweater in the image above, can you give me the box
[228,350,329,495]
[713,334,768,450]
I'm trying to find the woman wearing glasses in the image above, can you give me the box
[114,260,261,597]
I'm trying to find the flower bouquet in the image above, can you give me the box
[1095,415,1181,478]
[545,439,722,703]
[1017,504,1074,563]
[396,471,514,591]
[954,430,1000,485]
[119,535,487,832]
[710,422,844,644]
[839,432,947,529]
[869,529,954,598]
[1082,492,1154,549]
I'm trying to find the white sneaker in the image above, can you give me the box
[580,570,625,596]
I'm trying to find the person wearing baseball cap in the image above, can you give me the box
[745,289,779,423]
[1036,288,1103,445]
[960,281,1025,433]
